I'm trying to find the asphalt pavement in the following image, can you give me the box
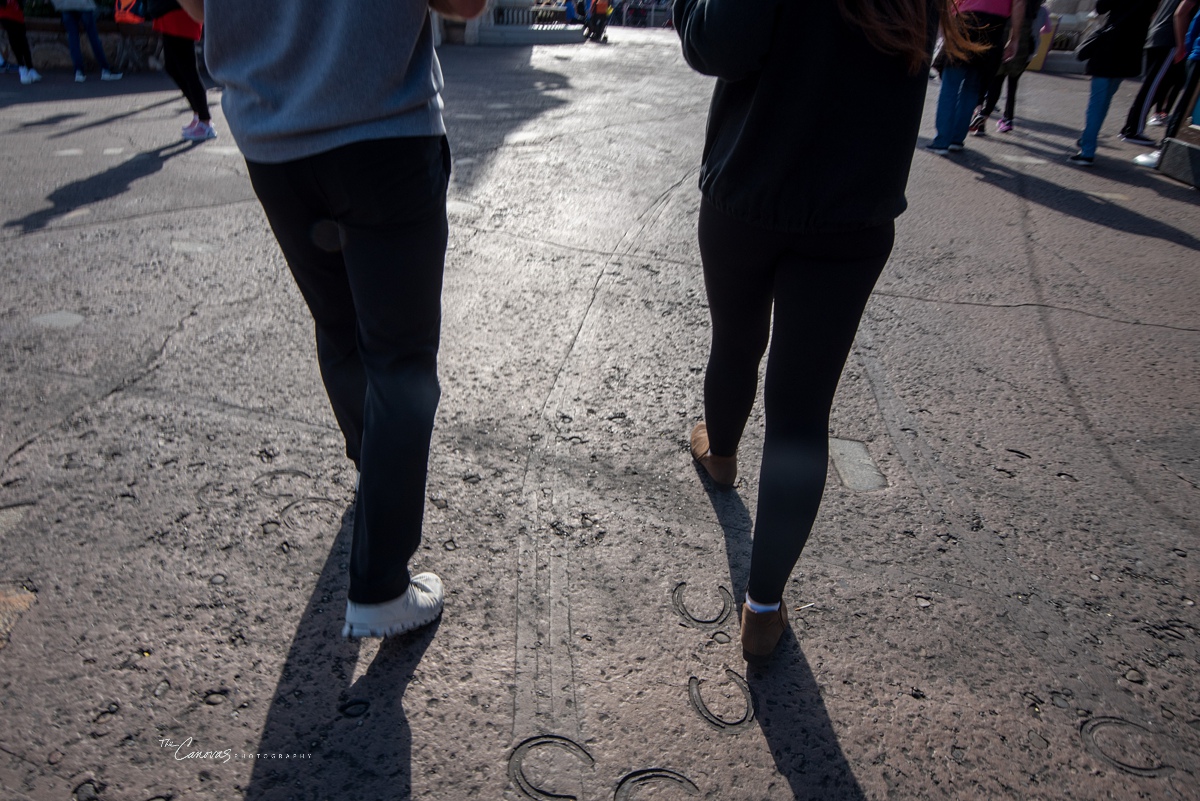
[1,28,1198,801]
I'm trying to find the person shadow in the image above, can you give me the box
[3,140,198,234]
[697,469,867,801]
[244,508,438,800]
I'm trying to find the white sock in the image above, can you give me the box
[744,593,780,614]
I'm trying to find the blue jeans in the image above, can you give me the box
[933,64,984,148]
[1080,76,1122,158]
[62,11,111,73]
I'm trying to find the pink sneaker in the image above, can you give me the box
[996,117,1014,133]
[182,119,217,141]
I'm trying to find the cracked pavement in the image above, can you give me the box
[1,28,1198,801]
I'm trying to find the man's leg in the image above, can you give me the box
[1163,61,1200,141]
[1080,77,1120,158]
[932,64,966,148]
[322,136,450,605]
[1122,47,1172,136]
[80,12,112,72]
[61,12,84,73]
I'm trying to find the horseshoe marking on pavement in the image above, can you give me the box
[252,469,312,499]
[672,583,734,630]
[614,768,700,800]
[508,735,595,800]
[280,497,343,531]
[688,669,754,733]
[1080,717,1176,778]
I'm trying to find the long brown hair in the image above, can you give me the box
[839,0,984,74]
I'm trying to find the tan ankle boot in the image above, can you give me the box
[690,422,737,486]
[740,601,787,661]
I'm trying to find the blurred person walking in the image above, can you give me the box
[1069,0,1159,165]
[1117,0,1185,145]
[153,7,215,140]
[674,0,978,661]
[928,0,1025,154]
[0,0,40,84]
[1133,0,1199,166]
[973,0,1047,133]
[179,0,486,639]
[51,0,121,82]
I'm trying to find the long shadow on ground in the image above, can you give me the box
[3,139,197,233]
[244,509,438,800]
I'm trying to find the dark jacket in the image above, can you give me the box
[674,0,936,233]
[1085,0,1160,77]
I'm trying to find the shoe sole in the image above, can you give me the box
[342,607,442,638]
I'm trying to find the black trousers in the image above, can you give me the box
[1,19,33,68]
[1121,46,1175,136]
[981,72,1021,121]
[1164,60,1200,142]
[246,136,451,605]
[698,199,893,605]
[161,33,209,121]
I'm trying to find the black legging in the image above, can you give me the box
[161,33,209,121]
[1,19,33,68]
[981,72,1020,121]
[698,199,893,605]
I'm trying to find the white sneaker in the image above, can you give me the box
[19,67,41,85]
[101,69,123,81]
[1133,150,1162,168]
[181,119,217,141]
[75,70,85,83]
[342,572,444,638]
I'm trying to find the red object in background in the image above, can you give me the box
[152,8,201,40]
[115,0,144,24]
[0,0,25,24]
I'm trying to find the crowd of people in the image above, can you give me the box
[927,0,1200,167]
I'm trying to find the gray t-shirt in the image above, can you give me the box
[1146,0,1183,48]
[204,0,446,163]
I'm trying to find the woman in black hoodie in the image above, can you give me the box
[674,0,976,661]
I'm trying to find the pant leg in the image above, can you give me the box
[1164,61,1200,141]
[745,223,894,605]
[161,34,210,120]
[1,20,34,68]
[1122,47,1172,135]
[62,12,84,72]
[1080,76,1121,158]
[949,67,984,145]
[980,73,1003,117]
[696,198,775,458]
[331,137,449,605]
[80,12,111,71]
[932,64,966,148]
[1004,73,1020,121]
[1156,59,1186,113]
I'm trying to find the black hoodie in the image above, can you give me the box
[674,0,938,233]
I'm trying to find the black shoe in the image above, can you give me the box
[1067,152,1095,167]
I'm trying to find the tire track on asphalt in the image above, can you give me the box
[510,169,697,751]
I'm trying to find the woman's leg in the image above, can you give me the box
[932,64,966,148]
[1,20,34,68]
[1004,73,1020,121]
[61,12,84,72]
[980,72,1003,117]
[80,11,112,71]
[697,198,775,458]
[161,34,210,121]
[1164,61,1200,141]
[745,224,894,605]
[950,67,984,145]
[1080,77,1121,158]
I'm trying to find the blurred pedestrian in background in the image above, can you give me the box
[1069,0,1159,165]
[1118,0,1185,145]
[928,0,1025,154]
[972,0,1047,133]
[153,7,215,140]
[51,0,122,82]
[674,0,978,661]
[0,0,41,84]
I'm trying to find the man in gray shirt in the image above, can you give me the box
[179,0,485,638]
